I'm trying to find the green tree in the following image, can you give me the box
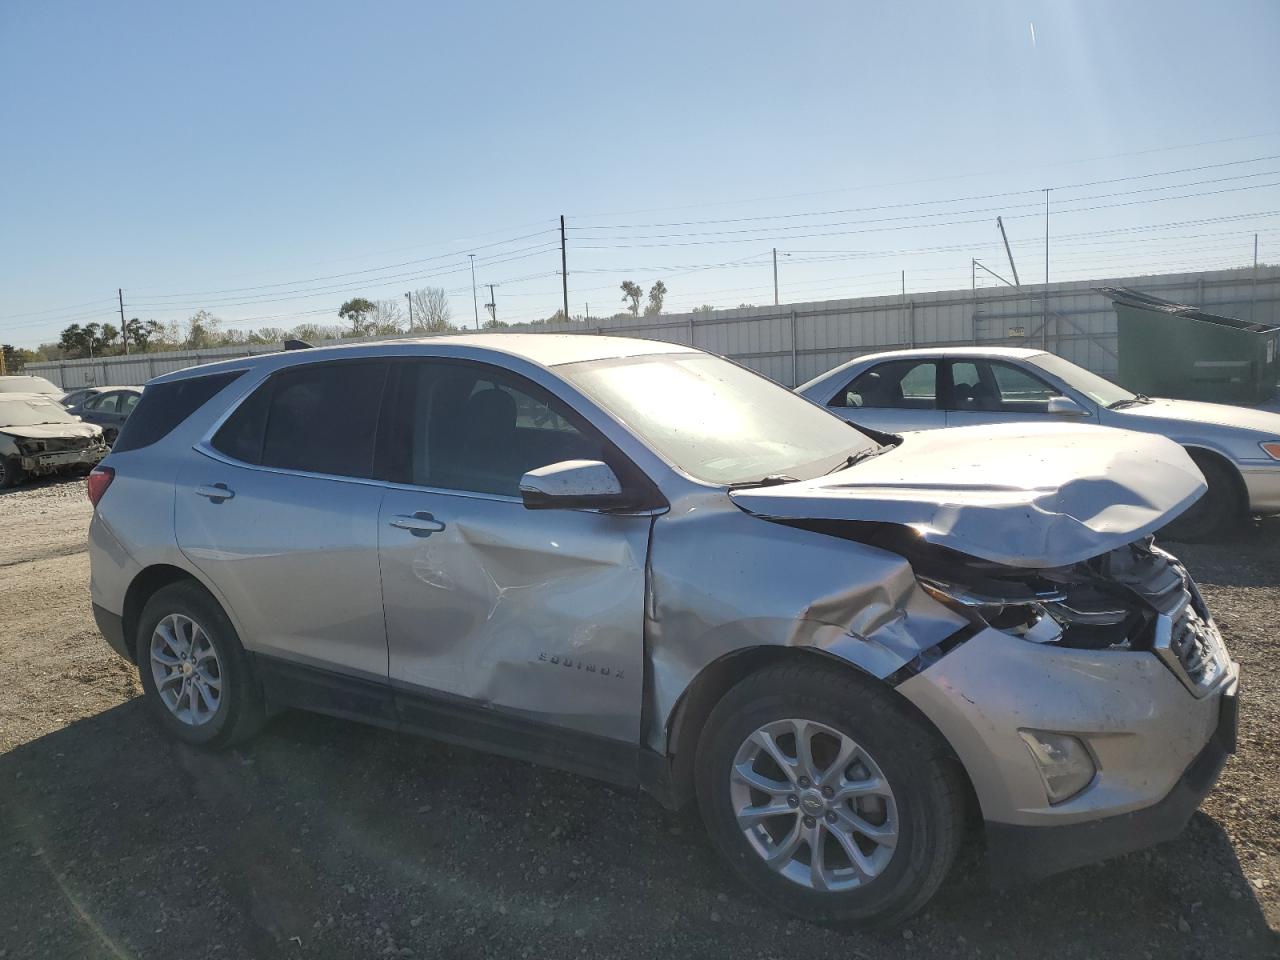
[692,304,716,314]
[644,281,667,316]
[338,298,377,336]
[620,281,643,317]
[184,310,222,350]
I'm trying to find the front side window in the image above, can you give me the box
[86,393,120,413]
[559,352,876,485]
[379,361,606,496]
[837,360,937,410]
[989,362,1056,413]
[212,361,387,478]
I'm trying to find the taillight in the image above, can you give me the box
[87,466,115,508]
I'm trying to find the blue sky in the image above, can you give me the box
[2,0,1278,347]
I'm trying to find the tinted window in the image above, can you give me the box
[990,362,1055,412]
[86,393,119,413]
[113,371,244,453]
[214,361,387,478]
[948,361,999,411]
[381,361,606,496]
[837,360,937,410]
[121,392,141,414]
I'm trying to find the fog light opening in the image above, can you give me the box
[1018,730,1096,805]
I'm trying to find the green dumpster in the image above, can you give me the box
[1099,286,1280,404]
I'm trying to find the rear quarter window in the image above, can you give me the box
[112,371,244,453]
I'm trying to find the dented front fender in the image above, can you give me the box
[643,491,970,753]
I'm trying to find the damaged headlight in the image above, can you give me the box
[918,577,1067,643]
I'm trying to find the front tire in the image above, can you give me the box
[695,662,964,928]
[135,581,265,748]
[0,456,26,489]
[1162,452,1242,542]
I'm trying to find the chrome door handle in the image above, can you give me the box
[194,483,235,502]
[389,512,446,535]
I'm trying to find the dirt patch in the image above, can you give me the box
[1,478,1277,958]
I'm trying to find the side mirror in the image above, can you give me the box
[520,460,635,511]
[1047,395,1087,417]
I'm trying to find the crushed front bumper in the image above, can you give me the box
[985,676,1237,883]
[20,446,107,474]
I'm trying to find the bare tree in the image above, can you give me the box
[410,286,452,333]
[368,299,405,335]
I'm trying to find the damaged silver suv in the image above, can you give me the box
[87,335,1239,927]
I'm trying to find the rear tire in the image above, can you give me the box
[135,580,266,748]
[1162,452,1242,542]
[695,662,964,928]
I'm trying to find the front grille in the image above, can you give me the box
[44,436,92,452]
[1153,593,1228,697]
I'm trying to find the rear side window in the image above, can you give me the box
[112,371,244,453]
[835,360,937,410]
[212,361,387,478]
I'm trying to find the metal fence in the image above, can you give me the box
[26,266,1279,389]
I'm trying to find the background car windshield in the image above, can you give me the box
[560,353,876,485]
[0,397,77,427]
[1027,353,1136,407]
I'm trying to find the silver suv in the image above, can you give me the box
[88,335,1239,927]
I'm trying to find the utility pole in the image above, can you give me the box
[971,258,976,294]
[406,292,413,332]
[485,283,498,324]
[560,215,570,321]
[118,288,128,354]
[1043,188,1050,349]
[1251,233,1259,321]
[585,302,589,320]
[469,254,479,330]
[773,248,779,306]
[997,216,1020,286]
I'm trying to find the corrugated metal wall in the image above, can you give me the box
[26,266,1278,389]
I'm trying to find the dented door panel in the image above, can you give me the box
[379,486,652,743]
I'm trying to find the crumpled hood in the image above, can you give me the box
[1114,397,1280,436]
[730,422,1206,568]
[1,422,103,441]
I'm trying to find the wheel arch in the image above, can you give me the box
[120,563,210,663]
[656,645,976,817]
[1182,444,1249,516]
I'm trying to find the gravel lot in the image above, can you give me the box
[1,477,1277,959]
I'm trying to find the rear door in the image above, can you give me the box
[822,358,946,432]
[175,360,390,681]
[375,359,652,748]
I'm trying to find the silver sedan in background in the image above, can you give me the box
[798,346,1280,540]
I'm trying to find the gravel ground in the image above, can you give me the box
[1,477,1277,959]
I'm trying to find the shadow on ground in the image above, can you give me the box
[2,701,1276,960]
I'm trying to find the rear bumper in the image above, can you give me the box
[93,602,131,662]
[985,680,1238,884]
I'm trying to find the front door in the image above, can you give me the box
[375,360,651,745]
[175,360,390,680]
[944,359,1083,428]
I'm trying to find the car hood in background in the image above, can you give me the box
[729,422,1206,568]
[0,422,103,440]
[1112,397,1280,436]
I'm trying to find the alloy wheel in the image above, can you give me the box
[729,718,898,892]
[149,613,223,726]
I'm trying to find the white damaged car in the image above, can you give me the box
[87,336,1238,926]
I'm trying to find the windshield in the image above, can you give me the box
[0,397,77,427]
[559,353,877,485]
[1025,353,1137,408]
